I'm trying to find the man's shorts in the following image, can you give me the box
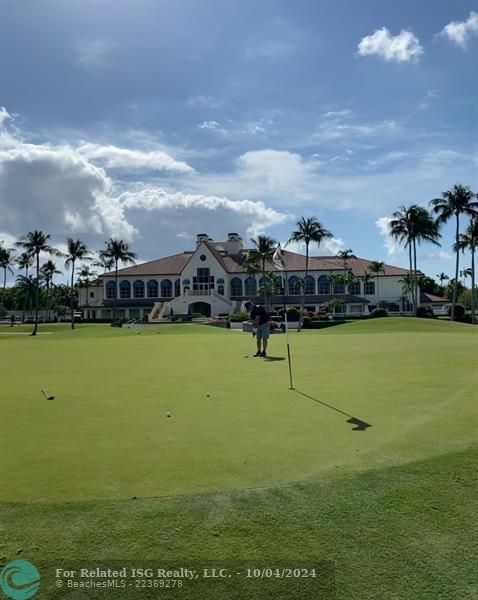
[256,322,270,340]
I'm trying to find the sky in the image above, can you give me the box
[1,0,477,284]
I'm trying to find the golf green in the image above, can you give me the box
[1,319,476,502]
[1,319,476,599]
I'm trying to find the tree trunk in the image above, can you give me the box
[471,247,476,325]
[408,243,414,314]
[113,262,118,323]
[298,244,309,333]
[451,213,460,321]
[32,253,39,336]
[70,261,75,330]
[413,238,418,316]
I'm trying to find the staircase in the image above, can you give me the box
[148,302,164,322]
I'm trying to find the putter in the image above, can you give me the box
[42,389,55,400]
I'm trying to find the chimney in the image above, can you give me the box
[225,232,243,254]
[196,233,210,247]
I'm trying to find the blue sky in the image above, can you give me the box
[1,0,477,283]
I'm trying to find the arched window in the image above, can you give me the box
[182,279,190,286]
[161,279,172,297]
[333,278,345,294]
[133,280,145,299]
[218,284,224,295]
[230,278,243,296]
[288,276,301,295]
[217,278,225,284]
[305,275,315,295]
[175,279,180,297]
[106,280,116,299]
[318,275,330,295]
[245,277,257,297]
[275,276,285,294]
[147,280,159,298]
[119,280,131,299]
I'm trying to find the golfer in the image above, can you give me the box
[248,302,271,357]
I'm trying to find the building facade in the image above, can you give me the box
[79,233,415,320]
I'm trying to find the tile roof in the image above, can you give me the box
[420,292,449,303]
[102,248,410,277]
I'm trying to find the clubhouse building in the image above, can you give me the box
[79,232,417,321]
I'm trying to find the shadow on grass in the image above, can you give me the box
[294,389,372,431]
[263,356,286,362]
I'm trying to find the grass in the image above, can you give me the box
[0,318,477,599]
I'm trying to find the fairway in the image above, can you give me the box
[1,319,477,599]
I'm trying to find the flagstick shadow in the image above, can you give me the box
[294,389,372,431]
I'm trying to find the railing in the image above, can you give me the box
[185,289,212,296]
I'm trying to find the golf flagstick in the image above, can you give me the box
[273,244,294,390]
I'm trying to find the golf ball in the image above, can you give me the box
[206,393,210,397]
[166,412,171,417]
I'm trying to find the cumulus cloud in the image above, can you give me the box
[77,142,194,173]
[375,216,400,255]
[439,11,478,47]
[358,27,424,62]
[0,142,111,237]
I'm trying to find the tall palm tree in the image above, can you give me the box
[389,205,441,315]
[249,235,277,308]
[367,261,385,305]
[40,261,62,322]
[0,244,15,306]
[16,252,34,320]
[455,218,478,324]
[288,217,332,331]
[430,184,478,320]
[99,239,137,323]
[78,265,98,314]
[242,253,261,302]
[361,271,372,314]
[16,231,60,335]
[64,239,91,330]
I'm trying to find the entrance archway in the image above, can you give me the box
[189,302,211,317]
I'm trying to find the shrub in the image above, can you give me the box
[416,305,434,319]
[302,316,312,329]
[447,303,465,319]
[369,307,388,318]
[287,307,300,321]
[230,311,249,322]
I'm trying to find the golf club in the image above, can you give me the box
[42,389,55,400]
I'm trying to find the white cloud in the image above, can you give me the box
[419,250,453,260]
[77,142,194,173]
[322,237,346,255]
[76,39,118,69]
[0,107,12,126]
[358,27,424,62]
[439,11,478,47]
[284,236,345,256]
[314,117,399,142]
[0,141,111,237]
[375,216,400,255]
[197,120,223,132]
[323,109,354,118]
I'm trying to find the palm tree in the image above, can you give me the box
[336,249,355,271]
[398,274,414,313]
[455,218,478,324]
[40,261,62,322]
[64,239,91,330]
[361,271,372,314]
[288,217,333,331]
[16,252,34,321]
[16,231,60,335]
[367,261,385,305]
[430,184,478,320]
[389,205,441,315]
[78,265,98,315]
[93,253,115,274]
[99,239,137,323]
[15,274,36,319]
[249,235,277,308]
[242,253,261,303]
[0,244,15,306]
[436,272,449,294]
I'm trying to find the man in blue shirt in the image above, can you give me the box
[248,302,271,357]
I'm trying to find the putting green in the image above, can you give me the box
[1,319,476,502]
